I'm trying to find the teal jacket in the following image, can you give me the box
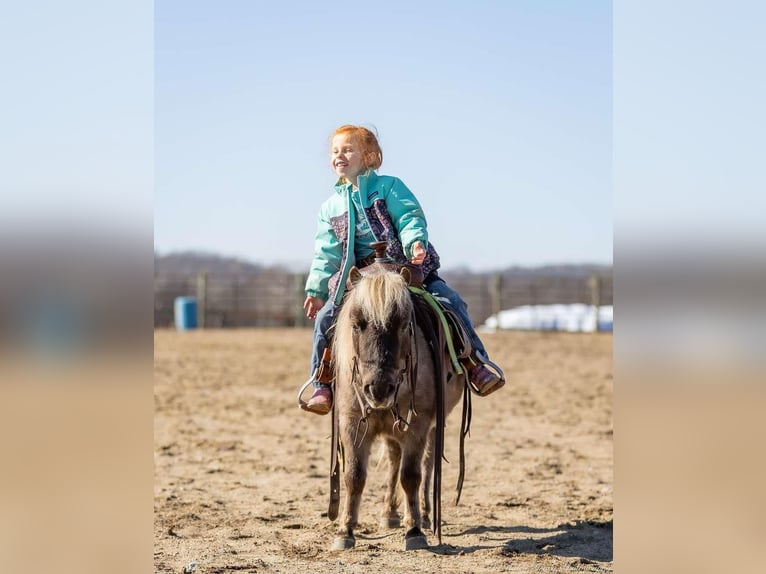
[305,170,441,305]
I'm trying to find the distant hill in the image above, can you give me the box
[155,251,611,278]
[441,263,612,280]
[155,251,272,276]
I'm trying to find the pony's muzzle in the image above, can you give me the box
[363,381,396,410]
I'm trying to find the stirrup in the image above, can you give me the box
[297,376,318,412]
[298,375,333,414]
[482,358,505,383]
[464,357,506,397]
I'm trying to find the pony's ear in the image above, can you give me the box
[400,267,412,285]
[349,266,363,285]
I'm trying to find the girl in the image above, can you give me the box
[302,125,503,414]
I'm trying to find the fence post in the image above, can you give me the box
[233,281,240,327]
[588,275,601,332]
[294,273,308,327]
[196,271,207,329]
[489,273,502,319]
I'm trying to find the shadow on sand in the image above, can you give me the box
[425,520,612,563]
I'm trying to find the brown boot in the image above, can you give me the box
[305,384,333,415]
[469,364,504,397]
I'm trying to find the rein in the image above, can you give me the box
[410,293,446,544]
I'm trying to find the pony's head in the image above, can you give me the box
[334,266,414,410]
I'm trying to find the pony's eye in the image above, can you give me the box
[353,319,367,332]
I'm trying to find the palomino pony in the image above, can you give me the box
[328,263,466,551]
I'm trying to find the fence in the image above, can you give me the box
[154,269,612,329]
[440,271,613,326]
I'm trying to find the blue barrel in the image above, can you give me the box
[174,297,198,331]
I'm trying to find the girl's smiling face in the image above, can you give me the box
[331,134,366,185]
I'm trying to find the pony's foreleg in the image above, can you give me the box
[400,445,429,550]
[380,438,401,529]
[419,428,435,531]
[331,443,369,551]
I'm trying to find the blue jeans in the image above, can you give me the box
[424,276,488,361]
[309,276,488,381]
[309,299,337,383]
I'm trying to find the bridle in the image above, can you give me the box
[348,310,419,446]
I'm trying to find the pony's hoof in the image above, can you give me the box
[404,527,428,550]
[331,536,355,551]
[381,514,401,529]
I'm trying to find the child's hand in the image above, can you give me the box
[410,241,426,265]
[303,296,326,319]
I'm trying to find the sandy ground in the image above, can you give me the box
[154,329,612,573]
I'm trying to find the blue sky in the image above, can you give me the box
[1,1,153,230]
[614,0,766,243]
[154,0,612,270]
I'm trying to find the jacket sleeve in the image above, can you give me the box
[385,177,429,258]
[304,204,342,300]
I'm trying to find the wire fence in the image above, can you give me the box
[155,269,612,329]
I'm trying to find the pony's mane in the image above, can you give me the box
[333,268,413,378]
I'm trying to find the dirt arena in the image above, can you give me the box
[154,329,612,573]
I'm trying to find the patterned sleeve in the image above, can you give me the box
[385,178,429,259]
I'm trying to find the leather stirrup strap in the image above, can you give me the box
[328,394,340,521]
[316,347,333,384]
[455,375,472,505]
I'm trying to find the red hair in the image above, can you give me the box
[331,125,383,170]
